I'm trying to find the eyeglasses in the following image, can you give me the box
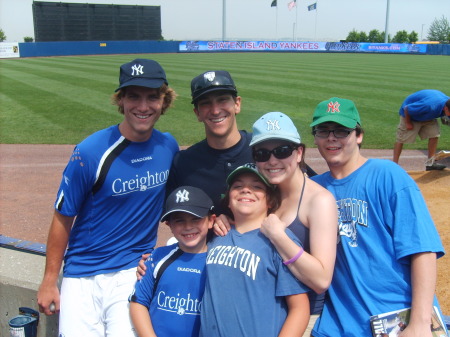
[313,128,355,139]
[252,145,297,162]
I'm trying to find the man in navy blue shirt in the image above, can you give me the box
[166,70,316,214]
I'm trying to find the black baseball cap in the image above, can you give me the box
[115,59,168,92]
[191,70,237,104]
[161,186,214,222]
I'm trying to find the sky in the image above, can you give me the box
[1,0,449,43]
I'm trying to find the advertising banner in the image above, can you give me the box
[180,41,326,52]
[324,42,427,53]
[0,42,20,58]
[179,41,427,54]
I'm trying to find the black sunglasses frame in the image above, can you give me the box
[312,128,355,139]
[252,145,298,162]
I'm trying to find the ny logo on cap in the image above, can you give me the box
[176,189,190,203]
[131,64,144,76]
[327,102,340,113]
[244,163,257,170]
[204,71,216,82]
[266,119,281,131]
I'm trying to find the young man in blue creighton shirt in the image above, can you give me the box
[37,59,179,337]
[130,186,215,337]
[309,97,446,337]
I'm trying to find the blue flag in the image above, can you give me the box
[308,3,317,11]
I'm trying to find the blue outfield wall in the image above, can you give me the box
[428,43,450,55]
[17,40,450,58]
[18,40,179,57]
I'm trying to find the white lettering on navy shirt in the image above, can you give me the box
[206,245,261,280]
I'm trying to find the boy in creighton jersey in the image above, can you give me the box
[130,186,215,337]
[200,163,310,337]
[37,59,179,337]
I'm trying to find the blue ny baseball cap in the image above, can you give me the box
[115,59,168,92]
[250,112,301,146]
[161,186,214,222]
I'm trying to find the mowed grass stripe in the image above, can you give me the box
[1,66,116,114]
[1,69,122,143]
[1,53,449,149]
[4,58,117,93]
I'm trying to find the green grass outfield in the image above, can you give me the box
[1,52,449,149]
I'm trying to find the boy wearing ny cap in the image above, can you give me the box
[309,97,446,337]
[37,59,179,337]
[130,186,215,337]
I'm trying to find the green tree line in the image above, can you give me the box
[345,16,450,43]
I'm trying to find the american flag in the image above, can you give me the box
[288,0,296,11]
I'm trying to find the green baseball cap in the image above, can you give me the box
[226,163,273,189]
[310,97,361,129]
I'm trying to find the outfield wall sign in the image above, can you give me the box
[0,42,20,58]
[179,41,427,54]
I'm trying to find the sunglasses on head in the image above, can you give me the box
[252,145,298,162]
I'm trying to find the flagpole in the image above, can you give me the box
[276,5,278,40]
[222,0,226,41]
[384,0,390,43]
[295,0,298,40]
[314,0,318,40]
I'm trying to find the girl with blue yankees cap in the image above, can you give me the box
[214,111,338,336]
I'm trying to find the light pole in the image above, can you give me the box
[384,0,390,43]
[222,0,226,41]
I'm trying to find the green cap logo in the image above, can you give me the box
[310,97,361,129]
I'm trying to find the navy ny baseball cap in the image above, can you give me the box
[191,70,237,103]
[115,59,168,92]
[250,112,301,146]
[161,186,214,222]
